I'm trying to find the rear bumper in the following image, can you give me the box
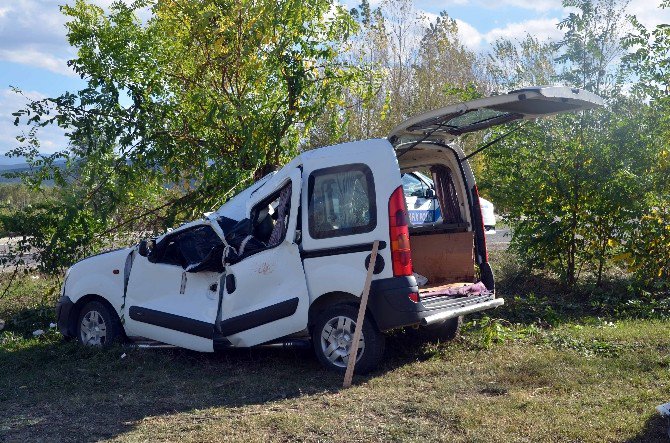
[56,295,75,337]
[367,276,503,331]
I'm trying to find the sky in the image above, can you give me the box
[0,0,669,163]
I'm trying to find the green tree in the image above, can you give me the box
[485,35,557,93]
[621,0,670,287]
[482,0,648,288]
[412,12,479,113]
[9,0,360,272]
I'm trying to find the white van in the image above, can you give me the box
[56,87,602,373]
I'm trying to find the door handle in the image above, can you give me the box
[209,283,218,292]
[226,274,236,294]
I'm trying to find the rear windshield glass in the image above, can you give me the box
[407,108,521,135]
[308,164,376,239]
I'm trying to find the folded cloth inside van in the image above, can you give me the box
[422,281,490,297]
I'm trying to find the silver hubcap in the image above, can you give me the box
[80,310,107,346]
[320,315,364,368]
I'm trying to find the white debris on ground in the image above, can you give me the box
[121,353,127,359]
[32,329,44,336]
[0,319,4,331]
[49,323,57,328]
[657,401,670,438]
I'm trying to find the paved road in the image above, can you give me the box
[487,227,511,245]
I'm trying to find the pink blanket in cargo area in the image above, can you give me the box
[421,281,490,297]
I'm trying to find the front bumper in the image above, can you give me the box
[56,295,75,337]
[367,276,504,331]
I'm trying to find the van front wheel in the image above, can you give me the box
[77,301,123,347]
[312,304,385,375]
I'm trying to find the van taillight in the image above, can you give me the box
[473,184,489,262]
[388,186,413,276]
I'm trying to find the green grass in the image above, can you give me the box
[1,268,669,442]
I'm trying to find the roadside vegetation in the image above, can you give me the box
[1,248,669,442]
[0,0,669,440]
[1,0,668,294]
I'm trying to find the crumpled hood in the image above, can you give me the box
[69,247,134,275]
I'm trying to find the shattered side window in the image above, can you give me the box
[308,163,376,239]
[151,226,223,272]
[178,226,222,268]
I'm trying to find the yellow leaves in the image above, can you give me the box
[611,252,631,263]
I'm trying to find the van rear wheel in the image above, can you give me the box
[312,304,385,375]
[421,316,462,342]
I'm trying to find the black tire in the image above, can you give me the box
[312,304,385,375]
[420,316,462,342]
[76,301,123,347]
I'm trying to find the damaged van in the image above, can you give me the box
[56,86,602,373]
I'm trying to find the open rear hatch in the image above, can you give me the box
[388,86,604,147]
[385,86,603,321]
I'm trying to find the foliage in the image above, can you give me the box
[9,0,360,272]
[462,316,539,349]
[621,2,670,288]
[485,35,557,91]
[311,0,481,145]
[481,0,658,289]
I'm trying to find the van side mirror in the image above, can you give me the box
[138,239,155,257]
[425,188,435,199]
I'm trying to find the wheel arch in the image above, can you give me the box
[308,291,381,332]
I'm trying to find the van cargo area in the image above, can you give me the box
[399,141,487,297]
[411,231,474,292]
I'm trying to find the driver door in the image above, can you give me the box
[123,226,222,352]
[218,169,309,347]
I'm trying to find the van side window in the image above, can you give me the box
[308,164,376,239]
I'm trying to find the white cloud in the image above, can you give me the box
[421,11,439,24]
[485,17,562,43]
[0,0,72,75]
[493,0,562,13]
[455,18,484,49]
[628,0,670,29]
[0,0,149,76]
[455,17,561,50]
[0,48,74,77]
[0,89,68,155]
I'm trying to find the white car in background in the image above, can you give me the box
[401,171,496,233]
[478,197,496,233]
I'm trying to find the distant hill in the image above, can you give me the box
[0,163,31,171]
[0,155,28,167]
[0,159,66,184]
